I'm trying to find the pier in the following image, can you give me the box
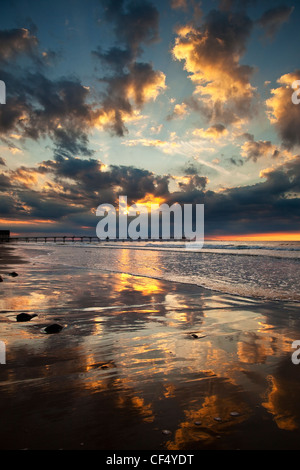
[8,236,102,243]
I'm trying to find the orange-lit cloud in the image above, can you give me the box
[266,71,300,149]
[193,124,228,140]
[172,10,255,126]
[0,218,56,225]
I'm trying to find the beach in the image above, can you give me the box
[0,242,300,450]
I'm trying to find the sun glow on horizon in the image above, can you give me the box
[209,233,300,242]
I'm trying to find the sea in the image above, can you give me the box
[12,239,300,303]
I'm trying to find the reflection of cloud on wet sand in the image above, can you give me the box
[2,256,300,449]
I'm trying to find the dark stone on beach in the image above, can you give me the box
[44,324,63,334]
[9,272,18,277]
[17,313,37,322]
[0,275,3,282]
[191,334,199,339]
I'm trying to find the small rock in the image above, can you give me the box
[194,421,202,426]
[230,412,240,417]
[191,334,199,339]
[0,275,3,282]
[44,324,63,334]
[17,313,37,322]
[162,430,172,435]
[214,417,222,422]
[9,272,18,277]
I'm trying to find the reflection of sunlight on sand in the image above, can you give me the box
[166,394,251,450]
[165,293,190,324]
[77,281,300,448]
[238,331,293,365]
[118,394,155,423]
[3,255,300,449]
[0,291,47,311]
[117,248,163,279]
[114,272,164,297]
[262,375,299,431]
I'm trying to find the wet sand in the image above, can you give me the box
[1,245,300,450]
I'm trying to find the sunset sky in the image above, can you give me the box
[0,0,300,238]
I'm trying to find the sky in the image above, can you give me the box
[0,0,300,239]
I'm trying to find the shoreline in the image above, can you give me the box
[4,242,299,304]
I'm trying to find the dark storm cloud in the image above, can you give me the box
[93,0,165,136]
[92,46,134,73]
[178,175,208,192]
[258,6,294,39]
[241,139,281,162]
[266,71,300,150]
[0,28,38,62]
[0,67,96,156]
[165,155,300,234]
[0,25,100,157]
[38,156,170,205]
[1,153,300,234]
[100,0,159,52]
[0,173,11,190]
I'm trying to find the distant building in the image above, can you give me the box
[0,230,10,242]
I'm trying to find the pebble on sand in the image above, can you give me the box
[230,412,240,417]
[214,417,222,422]
[44,324,63,334]
[162,430,172,435]
[0,275,3,282]
[9,272,18,277]
[17,313,37,322]
[194,421,202,426]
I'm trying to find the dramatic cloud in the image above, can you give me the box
[172,8,255,127]
[258,6,294,39]
[0,70,96,156]
[93,0,166,136]
[100,0,159,53]
[167,102,189,120]
[177,174,208,191]
[0,28,38,62]
[0,15,166,154]
[193,124,228,139]
[241,139,280,162]
[1,152,300,235]
[266,71,300,149]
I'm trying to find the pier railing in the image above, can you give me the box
[6,236,103,243]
